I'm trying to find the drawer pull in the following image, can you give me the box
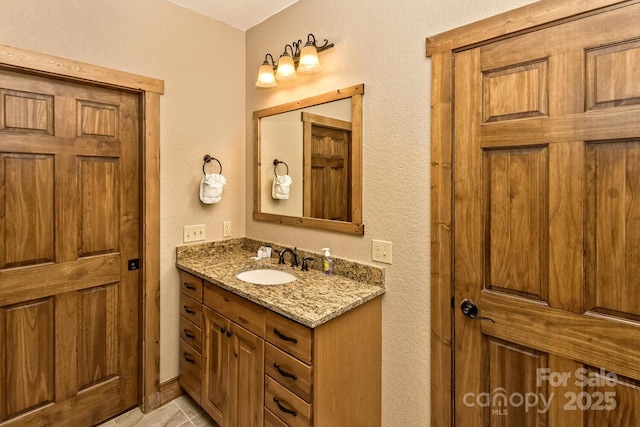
[274,328,298,343]
[184,306,196,315]
[273,397,297,417]
[183,352,196,364]
[184,329,196,339]
[274,363,298,380]
[184,283,197,291]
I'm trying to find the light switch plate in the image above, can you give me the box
[372,239,393,264]
[223,221,231,237]
[184,224,205,243]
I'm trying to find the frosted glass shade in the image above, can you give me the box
[297,44,321,74]
[255,63,277,88]
[275,54,297,81]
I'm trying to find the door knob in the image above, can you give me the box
[460,299,495,323]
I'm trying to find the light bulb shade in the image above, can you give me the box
[275,54,297,81]
[297,43,321,74]
[255,63,277,87]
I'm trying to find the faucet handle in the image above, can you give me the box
[301,257,315,271]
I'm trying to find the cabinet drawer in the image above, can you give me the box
[266,311,313,364]
[180,293,202,328]
[180,270,203,302]
[265,408,290,427]
[265,343,312,402]
[265,376,311,427]
[180,316,202,353]
[179,339,201,404]
[204,282,265,337]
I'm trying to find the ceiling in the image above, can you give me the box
[168,0,299,31]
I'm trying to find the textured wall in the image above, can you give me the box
[0,0,246,382]
[246,0,536,425]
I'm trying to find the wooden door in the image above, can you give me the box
[203,307,229,426]
[302,113,351,221]
[227,322,263,427]
[454,4,640,426]
[0,69,139,426]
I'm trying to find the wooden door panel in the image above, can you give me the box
[454,3,640,426]
[203,307,228,425]
[483,147,548,300]
[0,153,55,268]
[482,60,549,122]
[78,157,120,257]
[2,299,54,419]
[586,141,640,318]
[228,322,263,427]
[0,89,54,134]
[586,40,640,110]
[78,285,119,389]
[77,100,118,138]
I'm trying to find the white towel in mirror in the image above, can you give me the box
[272,175,292,199]
[200,173,226,204]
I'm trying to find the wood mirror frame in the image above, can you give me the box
[253,84,364,234]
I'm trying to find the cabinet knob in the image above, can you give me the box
[220,327,226,333]
[226,330,233,338]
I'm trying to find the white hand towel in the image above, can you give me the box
[272,174,292,200]
[200,173,226,204]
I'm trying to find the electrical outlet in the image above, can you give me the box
[372,239,393,264]
[223,221,231,237]
[183,224,205,243]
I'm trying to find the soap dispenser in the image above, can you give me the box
[321,248,333,276]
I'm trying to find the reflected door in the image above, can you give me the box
[0,69,139,426]
[454,4,640,426]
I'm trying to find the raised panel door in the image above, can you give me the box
[0,68,139,426]
[454,4,640,426]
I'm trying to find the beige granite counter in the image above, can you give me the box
[176,239,385,328]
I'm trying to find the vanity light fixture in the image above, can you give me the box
[255,34,334,88]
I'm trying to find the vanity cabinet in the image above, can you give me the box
[178,271,382,427]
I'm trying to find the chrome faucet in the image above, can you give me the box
[278,247,298,267]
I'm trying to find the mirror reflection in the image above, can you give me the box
[253,84,364,234]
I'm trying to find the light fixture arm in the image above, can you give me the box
[264,33,334,69]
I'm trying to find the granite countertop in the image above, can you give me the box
[176,239,385,328]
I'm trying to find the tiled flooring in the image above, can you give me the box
[97,395,218,427]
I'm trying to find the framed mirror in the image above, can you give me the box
[253,84,364,234]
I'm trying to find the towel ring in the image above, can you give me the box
[203,155,222,175]
[273,159,289,177]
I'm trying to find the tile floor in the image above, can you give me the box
[97,394,218,427]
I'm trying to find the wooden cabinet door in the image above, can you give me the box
[227,322,264,427]
[454,4,640,426]
[0,69,139,426]
[203,307,230,426]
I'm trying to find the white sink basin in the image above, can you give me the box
[236,269,297,285]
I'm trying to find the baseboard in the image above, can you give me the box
[159,376,183,406]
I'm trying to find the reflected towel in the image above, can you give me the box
[272,175,292,200]
[200,173,226,204]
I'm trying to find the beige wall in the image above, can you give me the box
[246,0,535,425]
[0,0,246,381]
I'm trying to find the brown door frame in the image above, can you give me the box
[0,43,163,412]
[426,1,636,426]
